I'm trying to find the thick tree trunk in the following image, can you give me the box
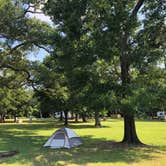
[120,55,142,144]
[64,111,68,126]
[81,113,87,122]
[120,54,142,144]
[94,112,101,127]
[120,29,143,144]
[122,114,142,144]
[119,0,145,145]
[75,113,79,122]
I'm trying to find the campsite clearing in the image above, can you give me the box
[0,119,166,166]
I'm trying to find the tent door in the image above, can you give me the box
[51,132,66,148]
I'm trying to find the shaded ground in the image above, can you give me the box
[0,151,19,158]
[0,119,165,166]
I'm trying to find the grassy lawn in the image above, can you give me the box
[0,119,166,166]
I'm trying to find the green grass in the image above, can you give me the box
[0,119,166,166]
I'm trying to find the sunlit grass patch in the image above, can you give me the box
[0,119,165,166]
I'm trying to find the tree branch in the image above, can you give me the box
[1,64,40,91]
[6,39,51,55]
[26,11,43,14]
[7,40,33,55]
[34,43,51,53]
[3,64,31,79]
[17,3,44,19]
[130,0,145,18]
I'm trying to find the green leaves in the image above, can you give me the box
[1,0,165,120]
[0,87,35,118]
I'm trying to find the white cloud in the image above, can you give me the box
[29,13,52,24]
[27,6,53,24]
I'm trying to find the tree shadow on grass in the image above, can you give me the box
[0,121,72,133]
[0,120,165,165]
[1,131,165,166]
[67,124,109,129]
[0,120,110,133]
[33,138,166,166]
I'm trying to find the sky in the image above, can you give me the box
[27,49,48,61]
[26,9,52,62]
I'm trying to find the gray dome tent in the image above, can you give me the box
[44,128,83,149]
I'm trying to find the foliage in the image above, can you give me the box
[0,87,37,121]
[0,0,53,88]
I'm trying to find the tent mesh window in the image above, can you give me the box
[53,132,65,139]
[69,137,82,147]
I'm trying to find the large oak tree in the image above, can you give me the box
[43,0,166,144]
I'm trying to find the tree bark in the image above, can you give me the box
[94,112,101,127]
[75,113,79,122]
[81,113,87,122]
[122,114,142,144]
[39,110,43,119]
[164,55,166,70]
[14,116,17,123]
[119,0,145,145]
[64,111,68,126]
[120,31,143,144]
[120,45,142,144]
[59,111,63,121]
[0,114,5,123]
[71,112,74,119]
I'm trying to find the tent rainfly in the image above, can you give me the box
[43,128,83,149]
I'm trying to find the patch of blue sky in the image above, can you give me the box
[26,9,52,62]
[26,49,48,62]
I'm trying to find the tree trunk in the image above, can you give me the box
[118,0,145,145]
[0,114,5,123]
[14,116,17,123]
[120,55,142,144]
[59,111,63,121]
[94,112,101,127]
[71,112,74,119]
[75,113,79,122]
[122,114,142,144]
[81,113,87,122]
[120,32,142,145]
[64,111,68,126]
[164,55,166,70]
[40,110,43,119]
